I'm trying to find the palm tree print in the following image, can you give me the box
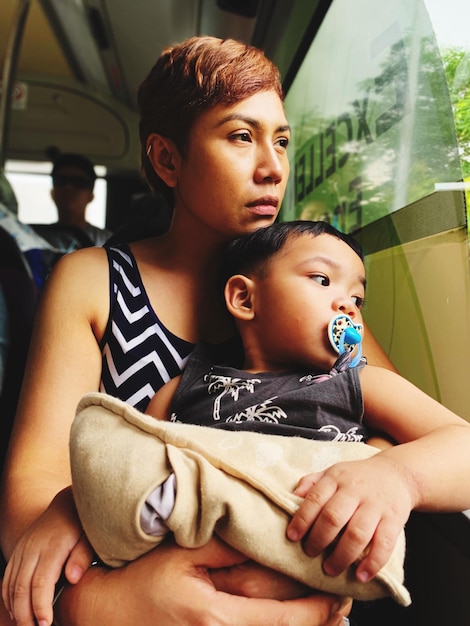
[204,373,287,423]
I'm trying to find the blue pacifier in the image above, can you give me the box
[327,314,363,368]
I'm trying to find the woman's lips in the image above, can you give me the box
[246,197,278,215]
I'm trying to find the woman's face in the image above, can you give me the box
[173,90,291,240]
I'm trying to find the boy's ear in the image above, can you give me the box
[146,133,180,188]
[225,275,255,321]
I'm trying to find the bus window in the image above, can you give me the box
[280,0,470,420]
[5,159,107,228]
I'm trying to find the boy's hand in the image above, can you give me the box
[2,487,93,626]
[286,454,413,583]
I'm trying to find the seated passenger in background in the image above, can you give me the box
[31,153,112,251]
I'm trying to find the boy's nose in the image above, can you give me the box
[335,299,356,318]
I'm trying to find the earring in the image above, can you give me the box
[146,143,152,156]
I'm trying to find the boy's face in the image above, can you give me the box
[172,90,291,241]
[247,233,366,372]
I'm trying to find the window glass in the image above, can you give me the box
[281,0,468,233]
[424,0,470,232]
[5,161,107,228]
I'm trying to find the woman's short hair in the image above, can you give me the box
[138,36,283,202]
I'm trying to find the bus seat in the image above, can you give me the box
[0,207,52,473]
[0,204,63,290]
[0,171,18,216]
[0,217,33,276]
[105,192,172,246]
[0,266,39,474]
[30,223,96,252]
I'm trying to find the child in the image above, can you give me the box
[70,220,470,607]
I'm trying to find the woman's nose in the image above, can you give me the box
[255,147,284,184]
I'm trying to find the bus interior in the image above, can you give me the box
[1,1,470,624]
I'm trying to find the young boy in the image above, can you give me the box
[70,220,470,607]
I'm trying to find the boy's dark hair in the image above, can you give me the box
[220,220,364,291]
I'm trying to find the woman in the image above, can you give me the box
[0,37,398,625]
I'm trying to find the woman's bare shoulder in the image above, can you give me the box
[40,247,110,328]
[51,246,109,274]
[44,247,108,294]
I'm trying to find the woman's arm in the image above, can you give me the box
[362,322,398,372]
[0,249,350,626]
[0,248,108,625]
[0,248,108,555]
[55,537,351,626]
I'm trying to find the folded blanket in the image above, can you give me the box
[70,392,411,606]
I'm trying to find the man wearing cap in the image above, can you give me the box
[32,153,112,251]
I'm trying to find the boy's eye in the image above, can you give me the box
[311,274,330,286]
[352,295,365,308]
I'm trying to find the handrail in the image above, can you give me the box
[0,0,32,171]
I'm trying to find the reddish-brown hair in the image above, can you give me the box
[138,36,283,202]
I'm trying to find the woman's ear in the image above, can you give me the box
[146,133,180,188]
[224,275,255,321]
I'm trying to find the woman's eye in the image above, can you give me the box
[311,274,330,286]
[275,137,289,150]
[230,131,252,143]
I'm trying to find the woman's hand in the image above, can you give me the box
[210,558,313,600]
[0,591,15,626]
[55,537,351,626]
[287,454,413,583]
[2,487,94,626]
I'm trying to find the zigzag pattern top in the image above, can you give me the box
[100,244,194,412]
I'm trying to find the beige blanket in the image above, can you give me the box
[70,392,411,606]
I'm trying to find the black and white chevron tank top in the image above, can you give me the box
[100,244,194,412]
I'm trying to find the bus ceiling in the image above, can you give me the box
[0,0,330,172]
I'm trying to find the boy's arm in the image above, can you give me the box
[361,365,469,444]
[365,435,394,450]
[145,375,182,420]
[361,365,470,511]
[287,365,470,583]
[137,376,182,538]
